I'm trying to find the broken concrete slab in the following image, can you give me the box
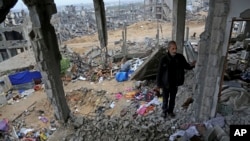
[130,47,166,80]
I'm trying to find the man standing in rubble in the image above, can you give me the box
[156,41,196,118]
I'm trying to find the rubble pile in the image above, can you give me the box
[65,88,111,116]
[217,37,250,135]
[63,82,203,141]
[56,72,215,141]
[60,46,113,82]
[59,36,164,83]
[52,3,145,42]
[186,12,206,23]
[67,113,182,141]
[52,6,97,42]
[218,80,250,134]
[225,40,250,82]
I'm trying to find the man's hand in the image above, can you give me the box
[154,86,161,91]
[153,86,161,97]
[190,60,196,67]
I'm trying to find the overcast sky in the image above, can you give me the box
[14,0,134,10]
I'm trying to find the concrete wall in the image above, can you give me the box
[0,75,12,93]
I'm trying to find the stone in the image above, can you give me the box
[123,120,130,128]
[72,116,84,128]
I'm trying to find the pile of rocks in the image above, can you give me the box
[67,112,185,141]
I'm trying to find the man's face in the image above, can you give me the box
[168,44,177,56]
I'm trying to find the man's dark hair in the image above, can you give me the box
[168,40,177,48]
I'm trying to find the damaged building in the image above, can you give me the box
[0,10,31,62]
[144,0,209,21]
[0,0,249,140]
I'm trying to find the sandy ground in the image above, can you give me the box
[65,21,205,54]
[0,79,136,133]
[0,20,205,139]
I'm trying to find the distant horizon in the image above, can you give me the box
[13,0,143,10]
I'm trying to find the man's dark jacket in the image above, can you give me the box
[156,52,194,88]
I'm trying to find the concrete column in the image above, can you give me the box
[0,53,3,62]
[186,26,189,41]
[244,21,250,38]
[1,33,6,41]
[93,0,108,68]
[23,0,70,122]
[192,0,230,121]
[172,0,186,54]
[22,26,30,51]
[6,49,11,58]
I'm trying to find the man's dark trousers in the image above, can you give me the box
[162,85,178,114]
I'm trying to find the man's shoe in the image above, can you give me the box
[168,112,176,118]
[161,112,167,118]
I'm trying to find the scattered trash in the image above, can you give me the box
[0,118,9,132]
[146,97,161,107]
[110,101,115,108]
[125,91,137,99]
[115,93,123,100]
[137,105,147,115]
[204,114,225,129]
[38,116,49,123]
[20,89,35,97]
[98,77,104,83]
[78,76,86,81]
[169,126,199,141]
[115,72,129,82]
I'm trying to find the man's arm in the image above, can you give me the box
[182,55,196,70]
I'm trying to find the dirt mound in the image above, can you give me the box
[65,35,99,44]
[66,88,110,116]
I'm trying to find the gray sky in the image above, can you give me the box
[14,0,126,10]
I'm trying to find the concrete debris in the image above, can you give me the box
[52,3,145,43]
[221,39,250,114]
[0,49,35,75]
[53,71,210,141]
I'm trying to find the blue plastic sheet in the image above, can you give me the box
[115,72,129,82]
[8,71,42,85]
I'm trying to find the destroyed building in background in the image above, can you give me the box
[0,0,209,63]
[51,5,97,42]
[144,0,209,21]
[144,0,172,21]
[0,10,31,62]
[52,2,145,43]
